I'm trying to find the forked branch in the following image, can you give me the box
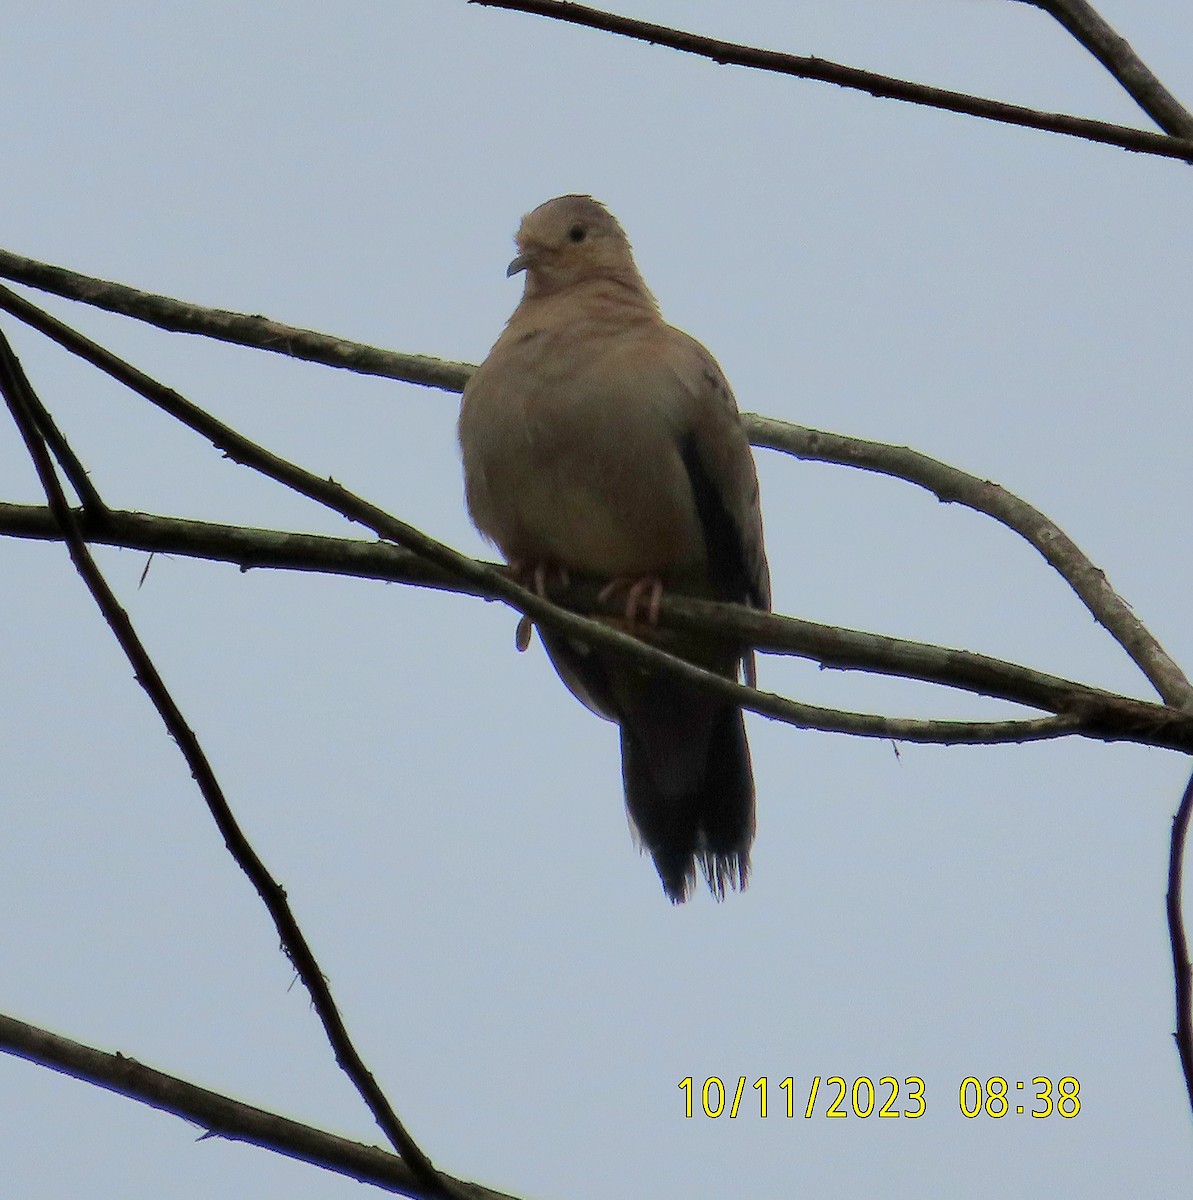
[1012,0,1193,137]
[0,333,458,1200]
[467,0,1193,162]
[2,267,1184,714]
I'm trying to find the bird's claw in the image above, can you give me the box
[598,574,665,630]
[507,560,570,650]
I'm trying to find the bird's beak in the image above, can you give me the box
[506,252,531,278]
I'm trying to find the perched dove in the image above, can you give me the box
[458,195,770,902]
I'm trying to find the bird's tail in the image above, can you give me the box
[620,701,755,903]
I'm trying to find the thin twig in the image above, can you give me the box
[1012,0,1193,137]
[747,416,1193,712]
[467,0,1193,163]
[1168,769,1193,1116]
[0,1012,520,1200]
[0,333,456,1200]
[5,500,1193,753]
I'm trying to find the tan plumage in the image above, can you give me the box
[459,195,770,902]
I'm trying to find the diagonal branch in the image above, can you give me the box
[466,0,1193,162]
[5,500,1193,753]
[747,416,1193,712]
[0,333,457,1200]
[1012,0,1193,137]
[0,250,471,392]
[0,329,107,515]
[0,1012,522,1200]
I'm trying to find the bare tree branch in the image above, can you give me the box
[6,499,1193,753]
[466,0,1193,162]
[0,293,1084,748]
[0,333,457,1200]
[3,3,1189,1180]
[0,330,108,515]
[2,271,1188,729]
[1169,770,1193,1113]
[2,267,1185,711]
[1012,0,1193,137]
[747,417,1193,712]
[0,1012,522,1200]
[0,249,472,393]
[0,500,467,589]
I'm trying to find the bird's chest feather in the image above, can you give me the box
[461,329,705,577]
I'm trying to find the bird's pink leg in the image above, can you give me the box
[507,559,570,651]
[598,574,665,629]
[515,615,534,652]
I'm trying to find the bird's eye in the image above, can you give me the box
[568,223,587,243]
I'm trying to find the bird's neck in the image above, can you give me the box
[515,274,659,328]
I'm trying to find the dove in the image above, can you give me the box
[458,194,770,902]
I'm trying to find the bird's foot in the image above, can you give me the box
[507,560,570,651]
[507,558,571,597]
[598,574,665,631]
[514,614,534,652]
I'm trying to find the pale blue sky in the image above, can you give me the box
[3,3,1192,1196]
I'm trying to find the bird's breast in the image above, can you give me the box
[460,330,706,581]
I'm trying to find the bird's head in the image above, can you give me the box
[507,194,647,300]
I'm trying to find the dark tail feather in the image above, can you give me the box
[621,703,755,903]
